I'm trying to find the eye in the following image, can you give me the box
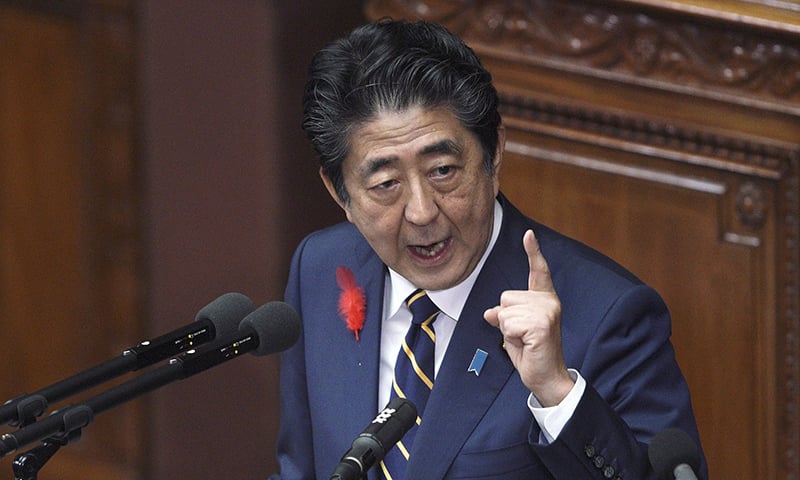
[371,179,398,191]
[431,165,456,178]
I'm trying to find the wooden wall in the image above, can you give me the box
[0,1,143,478]
[139,1,357,478]
[365,1,800,479]
[0,1,359,479]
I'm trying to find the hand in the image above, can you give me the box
[484,229,574,407]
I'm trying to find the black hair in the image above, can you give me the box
[302,19,501,203]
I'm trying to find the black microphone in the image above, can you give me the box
[178,300,302,377]
[648,428,702,480]
[0,292,255,427]
[330,398,417,480]
[0,301,300,458]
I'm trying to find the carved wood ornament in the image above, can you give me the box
[367,0,800,105]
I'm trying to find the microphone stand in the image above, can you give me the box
[2,363,179,479]
[7,390,87,480]
[2,333,262,478]
[12,429,81,480]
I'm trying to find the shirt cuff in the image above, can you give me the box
[527,369,586,444]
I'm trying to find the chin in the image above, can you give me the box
[413,271,464,292]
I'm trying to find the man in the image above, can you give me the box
[271,19,706,479]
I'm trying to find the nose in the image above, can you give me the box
[404,181,439,226]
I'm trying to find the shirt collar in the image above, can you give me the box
[386,199,503,320]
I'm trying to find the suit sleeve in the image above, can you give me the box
[531,285,708,479]
[269,237,316,480]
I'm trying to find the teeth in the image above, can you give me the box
[413,240,446,257]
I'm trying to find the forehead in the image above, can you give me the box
[345,106,472,170]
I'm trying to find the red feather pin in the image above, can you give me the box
[336,266,366,340]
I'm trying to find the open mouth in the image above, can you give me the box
[408,238,451,260]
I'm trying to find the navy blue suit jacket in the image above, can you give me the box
[272,195,706,479]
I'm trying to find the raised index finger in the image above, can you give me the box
[524,229,555,292]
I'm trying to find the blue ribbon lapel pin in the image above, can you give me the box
[468,348,488,376]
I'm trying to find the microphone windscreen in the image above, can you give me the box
[368,397,417,451]
[195,292,256,339]
[240,301,301,356]
[648,428,701,480]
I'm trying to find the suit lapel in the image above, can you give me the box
[328,236,387,455]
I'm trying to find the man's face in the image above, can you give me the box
[322,106,504,291]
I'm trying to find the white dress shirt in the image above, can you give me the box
[378,200,587,443]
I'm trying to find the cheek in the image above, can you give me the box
[446,189,495,245]
[451,179,495,218]
[348,202,399,238]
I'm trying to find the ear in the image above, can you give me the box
[319,167,352,222]
[492,125,506,195]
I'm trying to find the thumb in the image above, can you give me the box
[483,306,500,326]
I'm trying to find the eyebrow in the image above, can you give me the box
[359,139,463,177]
[361,157,395,177]
[420,139,462,157]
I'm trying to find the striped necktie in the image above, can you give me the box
[380,289,439,480]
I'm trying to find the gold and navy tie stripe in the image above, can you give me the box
[380,289,439,480]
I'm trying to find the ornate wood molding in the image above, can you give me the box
[782,151,800,480]
[498,92,794,179]
[366,0,800,111]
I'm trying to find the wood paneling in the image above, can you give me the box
[367,1,799,478]
[0,2,142,479]
[1,1,367,478]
